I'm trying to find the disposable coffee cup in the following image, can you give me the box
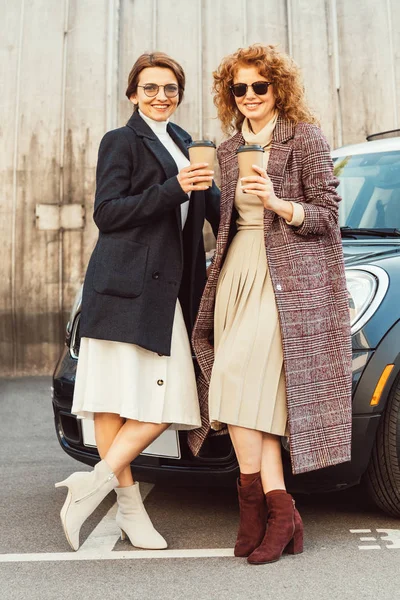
[236,144,265,179]
[188,140,216,167]
[188,140,216,188]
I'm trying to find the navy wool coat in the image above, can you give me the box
[80,111,220,356]
[189,115,352,475]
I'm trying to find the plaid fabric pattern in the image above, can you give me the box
[188,115,352,475]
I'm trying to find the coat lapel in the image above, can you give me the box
[263,116,295,231]
[267,115,295,196]
[126,111,186,234]
[167,123,190,159]
[167,122,207,249]
[167,122,201,239]
[218,131,243,228]
[126,111,179,180]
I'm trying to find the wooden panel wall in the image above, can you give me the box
[0,0,23,374]
[12,0,65,374]
[337,0,399,143]
[62,0,109,319]
[289,0,336,141]
[392,0,400,126]
[0,0,398,375]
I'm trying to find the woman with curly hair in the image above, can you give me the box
[191,44,352,564]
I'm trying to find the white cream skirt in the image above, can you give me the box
[71,300,201,430]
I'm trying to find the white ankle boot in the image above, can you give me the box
[116,483,167,549]
[55,459,119,551]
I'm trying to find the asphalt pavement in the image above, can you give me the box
[1,377,399,600]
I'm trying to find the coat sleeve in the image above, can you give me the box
[93,129,189,233]
[205,181,220,239]
[290,125,341,237]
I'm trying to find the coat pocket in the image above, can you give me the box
[93,237,149,298]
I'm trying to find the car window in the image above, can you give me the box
[333,151,400,228]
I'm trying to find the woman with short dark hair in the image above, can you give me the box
[192,44,352,564]
[55,52,219,552]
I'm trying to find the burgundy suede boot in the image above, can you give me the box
[247,490,303,564]
[234,476,267,557]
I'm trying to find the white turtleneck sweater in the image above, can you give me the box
[139,110,190,228]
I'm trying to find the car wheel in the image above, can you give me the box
[365,374,400,517]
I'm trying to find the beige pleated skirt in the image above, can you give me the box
[209,228,288,435]
[71,300,201,430]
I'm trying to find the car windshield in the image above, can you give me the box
[333,150,400,230]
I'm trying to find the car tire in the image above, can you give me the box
[365,374,400,517]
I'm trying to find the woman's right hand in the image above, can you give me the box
[177,163,214,193]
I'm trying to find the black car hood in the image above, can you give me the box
[342,240,400,266]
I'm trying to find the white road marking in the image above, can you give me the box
[4,518,400,563]
[350,528,380,550]
[350,528,400,550]
[376,529,400,549]
[0,548,235,563]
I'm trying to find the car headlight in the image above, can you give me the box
[66,286,83,334]
[345,266,389,334]
[70,313,81,359]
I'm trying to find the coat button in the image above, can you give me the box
[152,271,160,280]
[157,379,164,386]
[276,284,282,291]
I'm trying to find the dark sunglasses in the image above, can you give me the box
[230,81,273,97]
[137,83,180,98]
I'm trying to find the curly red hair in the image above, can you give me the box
[213,44,319,133]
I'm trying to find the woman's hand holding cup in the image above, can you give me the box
[241,165,294,221]
[183,139,216,191]
[240,164,279,210]
[177,164,214,193]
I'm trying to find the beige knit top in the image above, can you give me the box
[241,112,305,228]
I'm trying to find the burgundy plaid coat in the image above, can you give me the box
[188,115,352,475]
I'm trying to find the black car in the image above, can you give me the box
[52,131,400,517]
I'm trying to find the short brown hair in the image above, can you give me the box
[213,44,319,134]
[125,52,185,109]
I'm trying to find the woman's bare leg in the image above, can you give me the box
[228,425,286,491]
[104,419,170,478]
[228,425,263,473]
[260,433,286,493]
[94,412,133,487]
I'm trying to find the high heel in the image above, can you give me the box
[284,507,304,555]
[285,527,304,555]
[55,475,76,489]
[116,483,167,549]
[55,460,119,551]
